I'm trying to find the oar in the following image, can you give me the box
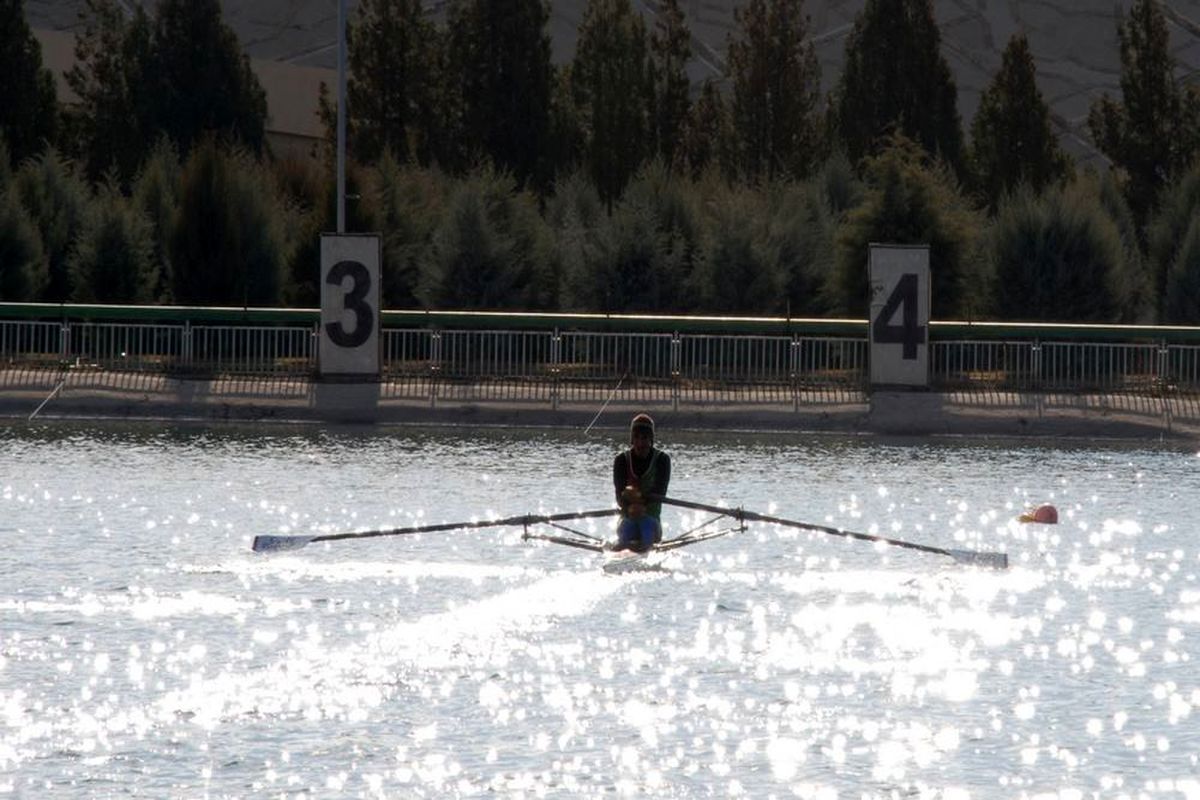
[252,508,622,553]
[660,497,1008,569]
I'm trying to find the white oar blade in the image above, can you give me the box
[949,549,1008,569]
[252,534,315,553]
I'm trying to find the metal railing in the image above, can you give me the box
[3,307,1200,409]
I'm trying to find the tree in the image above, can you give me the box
[67,0,267,182]
[446,0,555,190]
[418,168,556,309]
[373,152,446,309]
[1149,161,1200,322]
[831,134,982,319]
[131,137,181,301]
[1161,219,1200,324]
[0,0,58,165]
[987,181,1132,323]
[1088,0,1200,242]
[679,79,729,179]
[691,186,784,313]
[970,33,1070,210]
[726,0,822,182]
[572,0,653,210]
[68,177,158,303]
[14,148,90,302]
[346,0,442,166]
[649,0,691,170]
[169,138,294,306]
[64,0,154,183]
[147,0,268,158]
[0,186,46,301]
[833,0,964,173]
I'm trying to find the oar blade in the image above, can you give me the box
[948,549,1008,569]
[252,534,316,553]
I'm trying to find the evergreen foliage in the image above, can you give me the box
[679,80,730,180]
[446,0,555,190]
[762,180,836,316]
[373,152,446,309]
[68,177,158,303]
[66,0,266,183]
[1088,0,1200,232]
[832,134,981,318]
[347,0,442,166]
[970,33,1070,210]
[572,0,653,210]
[0,137,11,191]
[548,169,605,308]
[131,138,181,302]
[418,168,555,309]
[148,0,267,157]
[833,0,964,174]
[691,185,783,313]
[987,180,1130,322]
[1149,162,1200,323]
[649,0,692,171]
[0,0,58,165]
[14,148,90,302]
[726,0,822,182]
[0,186,47,301]
[169,138,295,306]
[65,0,155,183]
[1161,217,1200,325]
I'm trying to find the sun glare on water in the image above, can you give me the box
[1,430,1197,797]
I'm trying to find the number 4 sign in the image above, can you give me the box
[320,233,382,377]
[868,244,929,387]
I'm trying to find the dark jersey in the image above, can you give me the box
[613,448,671,519]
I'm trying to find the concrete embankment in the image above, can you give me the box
[2,368,1198,444]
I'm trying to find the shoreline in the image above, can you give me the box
[2,368,1198,445]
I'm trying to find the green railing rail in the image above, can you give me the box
[4,303,1200,342]
[3,304,1200,403]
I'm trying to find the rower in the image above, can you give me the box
[613,413,672,552]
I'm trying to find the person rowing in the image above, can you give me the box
[613,413,671,552]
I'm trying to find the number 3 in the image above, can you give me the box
[325,260,374,348]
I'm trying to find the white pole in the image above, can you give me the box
[336,0,347,233]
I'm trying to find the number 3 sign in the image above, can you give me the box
[320,233,381,377]
[868,244,929,387]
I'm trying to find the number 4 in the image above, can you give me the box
[872,273,926,360]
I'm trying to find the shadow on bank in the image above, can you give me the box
[1,367,1197,443]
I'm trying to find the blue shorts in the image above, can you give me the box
[617,516,662,552]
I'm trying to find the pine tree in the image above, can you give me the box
[64,0,155,183]
[147,0,268,157]
[970,33,1070,210]
[446,0,555,189]
[832,134,981,318]
[14,148,90,302]
[572,0,653,210]
[0,186,46,301]
[726,0,822,182]
[832,0,964,173]
[0,0,58,165]
[679,79,728,179]
[649,0,691,170]
[1088,0,1200,236]
[347,0,442,165]
[68,177,158,303]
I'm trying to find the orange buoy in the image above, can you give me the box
[1018,504,1058,524]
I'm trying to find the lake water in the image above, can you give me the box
[2,422,1199,798]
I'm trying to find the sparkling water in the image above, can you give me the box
[2,423,1198,797]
